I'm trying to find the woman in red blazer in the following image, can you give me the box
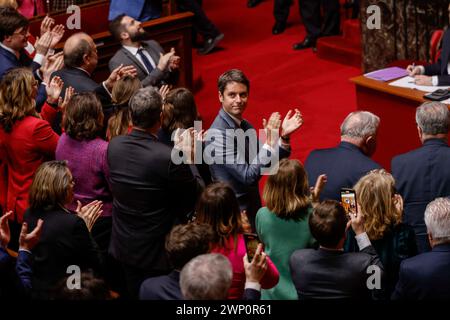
[0,68,62,230]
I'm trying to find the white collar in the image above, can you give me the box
[123,44,144,56]
[0,42,19,57]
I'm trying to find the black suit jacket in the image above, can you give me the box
[290,246,384,300]
[392,139,450,251]
[424,29,450,86]
[23,208,100,298]
[305,141,381,201]
[139,270,182,300]
[392,243,450,300]
[107,129,197,272]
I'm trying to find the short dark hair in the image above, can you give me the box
[0,9,29,42]
[309,200,347,248]
[217,69,250,95]
[64,38,92,68]
[165,223,213,269]
[109,13,126,41]
[63,92,104,140]
[53,271,111,300]
[129,86,162,129]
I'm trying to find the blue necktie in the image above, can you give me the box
[137,48,154,74]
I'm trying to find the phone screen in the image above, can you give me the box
[341,188,357,216]
[243,233,260,262]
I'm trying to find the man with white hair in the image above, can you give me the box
[305,111,382,201]
[392,197,450,300]
[392,102,450,253]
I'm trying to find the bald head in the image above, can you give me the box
[63,32,97,71]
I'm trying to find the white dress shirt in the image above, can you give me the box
[122,45,156,74]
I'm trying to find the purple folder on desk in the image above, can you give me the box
[364,67,408,82]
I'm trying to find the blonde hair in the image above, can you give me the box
[0,0,18,9]
[107,76,141,140]
[263,159,310,219]
[354,169,402,240]
[0,68,38,132]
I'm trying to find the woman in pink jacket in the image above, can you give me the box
[195,182,279,299]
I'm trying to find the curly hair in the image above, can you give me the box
[0,68,38,133]
[354,169,402,240]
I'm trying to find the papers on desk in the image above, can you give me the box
[364,67,408,81]
[388,76,450,93]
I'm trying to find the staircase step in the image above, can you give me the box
[316,36,361,68]
[342,19,360,43]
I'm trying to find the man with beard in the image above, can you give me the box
[108,14,180,87]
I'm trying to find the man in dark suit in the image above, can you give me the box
[392,102,450,253]
[207,69,303,230]
[293,0,340,50]
[107,86,198,298]
[290,200,384,300]
[139,223,213,300]
[108,14,179,87]
[392,197,450,300]
[305,111,382,202]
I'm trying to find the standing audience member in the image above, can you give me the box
[344,169,417,299]
[107,86,198,298]
[392,197,450,300]
[195,182,279,299]
[0,68,62,248]
[305,111,381,201]
[24,161,103,299]
[108,0,162,22]
[139,223,213,300]
[256,159,322,300]
[392,102,450,253]
[290,200,384,300]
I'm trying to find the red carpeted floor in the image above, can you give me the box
[191,0,361,192]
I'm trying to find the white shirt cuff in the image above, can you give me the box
[245,281,261,291]
[33,53,45,66]
[262,143,275,154]
[102,81,112,97]
[355,232,371,250]
[419,66,425,75]
[432,76,439,86]
[18,248,32,254]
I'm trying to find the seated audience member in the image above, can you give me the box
[107,75,142,140]
[175,0,224,55]
[392,197,450,300]
[23,161,103,299]
[305,111,381,201]
[107,86,199,299]
[139,223,213,300]
[108,14,180,87]
[109,0,162,22]
[392,102,450,253]
[52,271,112,300]
[256,158,322,300]
[344,169,417,299]
[0,68,63,248]
[407,11,450,86]
[56,92,113,255]
[290,200,384,300]
[0,211,43,297]
[195,182,279,299]
[180,253,233,300]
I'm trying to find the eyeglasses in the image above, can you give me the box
[12,28,29,37]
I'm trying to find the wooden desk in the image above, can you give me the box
[350,75,449,170]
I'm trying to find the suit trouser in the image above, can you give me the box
[176,0,221,40]
[274,0,292,24]
[299,0,340,40]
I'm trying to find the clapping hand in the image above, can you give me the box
[157,48,176,71]
[262,112,281,148]
[45,76,64,104]
[173,127,195,164]
[311,174,327,204]
[105,64,137,90]
[58,86,75,111]
[49,24,65,49]
[41,51,64,84]
[281,108,303,138]
[40,15,55,36]
[19,220,44,251]
[159,84,171,100]
[76,200,103,232]
[0,211,12,248]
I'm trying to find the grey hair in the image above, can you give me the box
[180,253,233,300]
[424,197,450,244]
[129,86,162,129]
[340,111,380,140]
[415,102,449,135]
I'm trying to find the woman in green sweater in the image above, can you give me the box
[256,158,325,300]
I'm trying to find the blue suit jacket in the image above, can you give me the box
[0,46,46,108]
[304,141,381,201]
[108,0,162,21]
[424,29,450,86]
[0,247,33,295]
[391,139,450,251]
[139,270,182,300]
[208,108,291,226]
[391,243,450,300]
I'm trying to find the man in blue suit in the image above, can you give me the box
[207,69,303,230]
[392,102,450,253]
[109,0,162,22]
[305,111,382,202]
[392,197,450,300]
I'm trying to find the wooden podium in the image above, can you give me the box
[350,75,449,170]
